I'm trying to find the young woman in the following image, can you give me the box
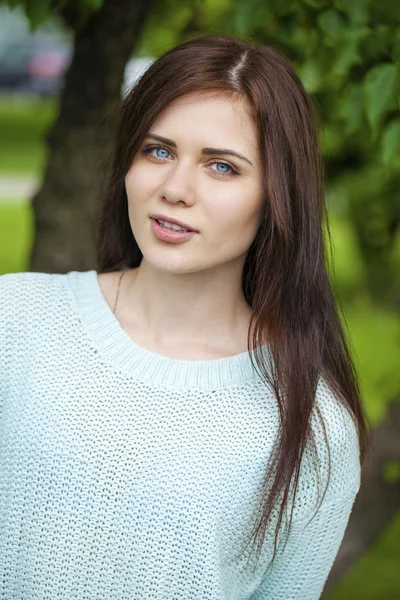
[0,35,370,599]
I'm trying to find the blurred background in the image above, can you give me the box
[0,0,399,597]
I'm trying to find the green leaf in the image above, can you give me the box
[340,84,365,134]
[83,0,104,10]
[302,0,324,8]
[381,119,400,165]
[332,36,362,75]
[318,10,345,42]
[393,29,400,62]
[365,24,392,60]
[334,0,368,25]
[24,0,52,30]
[230,0,270,37]
[4,0,25,8]
[297,58,323,94]
[363,63,400,131]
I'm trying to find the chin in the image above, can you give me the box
[141,252,209,276]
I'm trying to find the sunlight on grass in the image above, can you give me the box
[0,201,33,274]
[326,216,366,296]
[0,95,56,175]
[344,298,400,424]
[328,216,400,425]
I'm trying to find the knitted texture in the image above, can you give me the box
[0,270,361,599]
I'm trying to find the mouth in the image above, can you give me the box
[150,214,198,233]
[151,218,192,233]
[150,217,197,242]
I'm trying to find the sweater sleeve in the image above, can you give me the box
[248,488,359,600]
[249,377,362,600]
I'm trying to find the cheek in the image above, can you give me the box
[207,186,264,233]
[125,166,154,205]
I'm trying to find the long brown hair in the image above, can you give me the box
[97,34,371,572]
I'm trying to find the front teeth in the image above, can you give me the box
[157,220,188,232]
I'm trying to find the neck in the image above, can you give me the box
[119,260,253,357]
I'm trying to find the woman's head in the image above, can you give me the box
[98,35,370,571]
[99,34,323,309]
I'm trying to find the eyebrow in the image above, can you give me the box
[145,133,253,166]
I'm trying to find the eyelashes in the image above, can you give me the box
[141,144,241,178]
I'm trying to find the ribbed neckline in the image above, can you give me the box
[67,270,269,388]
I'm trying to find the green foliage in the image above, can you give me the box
[334,0,369,26]
[2,0,104,30]
[3,0,25,8]
[24,0,52,30]
[364,64,400,133]
[382,461,400,484]
[382,119,400,166]
[317,9,344,42]
[136,0,200,57]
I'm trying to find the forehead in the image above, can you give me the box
[150,91,258,153]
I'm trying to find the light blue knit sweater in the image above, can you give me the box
[0,270,361,599]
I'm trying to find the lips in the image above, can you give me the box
[151,217,197,242]
[151,214,198,233]
[154,219,190,232]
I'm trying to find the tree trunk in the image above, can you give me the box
[30,0,157,273]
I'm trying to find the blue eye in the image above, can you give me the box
[209,161,240,177]
[213,163,230,174]
[142,144,172,159]
[152,147,170,159]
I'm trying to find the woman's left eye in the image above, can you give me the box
[209,161,240,177]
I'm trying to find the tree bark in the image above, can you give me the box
[30,0,157,273]
[322,399,400,595]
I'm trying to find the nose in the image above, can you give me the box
[159,160,196,206]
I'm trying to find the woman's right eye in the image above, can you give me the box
[141,144,172,159]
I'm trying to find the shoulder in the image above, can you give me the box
[0,271,68,311]
[0,270,89,331]
[0,272,69,373]
[0,270,65,293]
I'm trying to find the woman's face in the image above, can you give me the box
[125,91,265,276]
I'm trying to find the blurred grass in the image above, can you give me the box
[0,201,33,274]
[0,93,399,598]
[0,95,56,175]
[327,217,400,425]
